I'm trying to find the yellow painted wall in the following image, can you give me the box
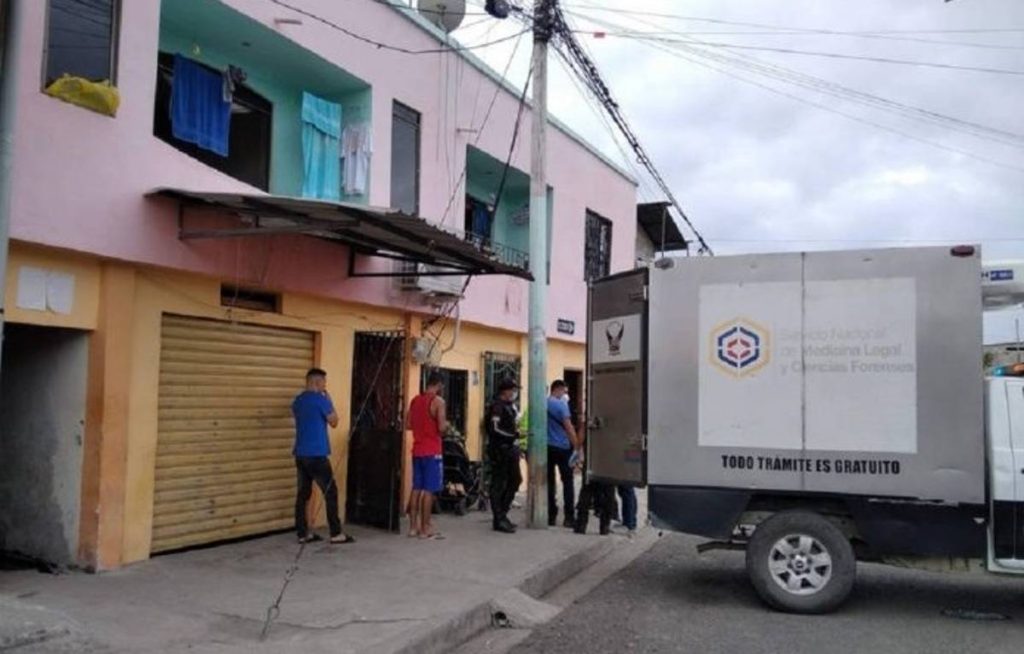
[425,321,524,461]
[10,242,589,565]
[117,267,406,564]
[421,319,585,462]
[4,241,100,330]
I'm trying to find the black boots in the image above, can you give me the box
[493,517,517,533]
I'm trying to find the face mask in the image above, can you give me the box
[510,392,519,402]
[562,394,570,405]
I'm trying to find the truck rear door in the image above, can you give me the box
[586,269,648,487]
[990,378,1024,567]
[1005,379,1024,561]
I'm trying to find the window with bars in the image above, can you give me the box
[585,210,613,282]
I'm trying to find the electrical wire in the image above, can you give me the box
[558,2,1024,36]
[549,5,713,253]
[563,28,1024,51]
[563,9,1024,151]
[266,0,530,55]
[600,33,1024,77]
[261,332,405,641]
[631,36,1024,174]
[490,63,534,217]
[368,0,493,17]
[439,27,530,224]
[554,54,659,202]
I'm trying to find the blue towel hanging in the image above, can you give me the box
[170,54,231,157]
[301,92,342,200]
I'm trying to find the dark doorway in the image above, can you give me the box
[464,195,493,246]
[563,368,585,434]
[420,367,468,437]
[0,324,88,566]
[346,331,405,532]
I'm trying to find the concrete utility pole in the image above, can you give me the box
[526,0,554,529]
[0,0,22,383]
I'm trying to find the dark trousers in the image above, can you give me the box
[547,446,575,525]
[295,456,342,538]
[617,485,638,530]
[575,480,616,534]
[488,445,522,526]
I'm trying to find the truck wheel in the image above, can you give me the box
[745,511,855,614]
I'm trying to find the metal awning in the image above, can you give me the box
[149,188,532,280]
[637,202,688,252]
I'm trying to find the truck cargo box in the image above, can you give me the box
[588,247,985,506]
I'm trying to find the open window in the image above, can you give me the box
[153,52,272,190]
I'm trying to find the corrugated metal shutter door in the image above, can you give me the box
[152,315,314,553]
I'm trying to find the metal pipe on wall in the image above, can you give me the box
[0,0,22,382]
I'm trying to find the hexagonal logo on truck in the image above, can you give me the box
[710,318,771,377]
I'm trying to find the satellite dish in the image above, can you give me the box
[417,0,466,33]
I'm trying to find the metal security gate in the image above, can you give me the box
[345,331,405,531]
[479,352,521,495]
[483,352,521,407]
[152,315,314,553]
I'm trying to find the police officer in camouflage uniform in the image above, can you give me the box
[486,378,522,534]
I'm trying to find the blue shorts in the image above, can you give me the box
[413,455,444,493]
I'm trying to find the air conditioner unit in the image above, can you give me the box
[396,261,467,298]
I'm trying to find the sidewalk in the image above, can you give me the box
[0,501,638,654]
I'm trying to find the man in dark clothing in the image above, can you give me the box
[486,378,522,534]
[292,368,353,545]
[574,476,616,535]
[572,425,616,535]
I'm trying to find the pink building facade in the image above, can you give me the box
[0,0,636,567]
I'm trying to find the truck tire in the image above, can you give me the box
[745,511,855,614]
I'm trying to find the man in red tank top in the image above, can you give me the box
[407,371,447,539]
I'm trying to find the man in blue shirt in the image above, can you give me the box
[547,379,580,527]
[293,368,353,544]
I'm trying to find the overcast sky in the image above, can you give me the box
[450,0,1024,343]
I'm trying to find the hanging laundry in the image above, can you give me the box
[170,54,231,156]
[300,92,342,201]
[342,122,373,196]
[221,65,247,103]
[472,203,492,241]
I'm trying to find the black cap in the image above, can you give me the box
[497,377,519,392]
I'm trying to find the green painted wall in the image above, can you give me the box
[464,163,552,276]
[157,32,371,200]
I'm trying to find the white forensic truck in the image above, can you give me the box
[586,246,1024,613]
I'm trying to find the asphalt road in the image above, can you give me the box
[512,533,1024,654]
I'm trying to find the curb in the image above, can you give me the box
[369,536,618,654]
